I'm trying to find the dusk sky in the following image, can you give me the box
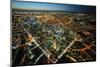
[12,0,96,13]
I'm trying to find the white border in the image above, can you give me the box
[17,0,96,6]
[0,0,100,67]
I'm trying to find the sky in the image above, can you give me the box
[12,0,96,13]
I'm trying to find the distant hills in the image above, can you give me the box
[12,8,96,14]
